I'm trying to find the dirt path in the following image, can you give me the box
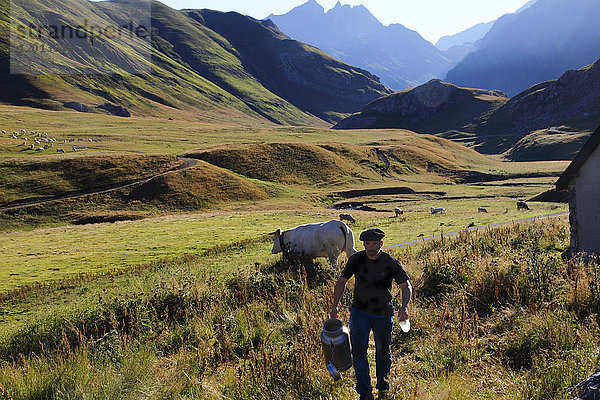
[383,211,568,250]
[0,157,198,212]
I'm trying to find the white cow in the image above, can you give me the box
[270,219,357,267]
[430,207,446,215]
[394,207,403,217]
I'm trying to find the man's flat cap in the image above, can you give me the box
[359,228,385,241]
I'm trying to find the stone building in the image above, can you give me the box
[556,125,600,254]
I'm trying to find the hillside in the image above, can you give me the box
[476,58,600,157]
[333,56,600,160]
[446,0,600,96]
[183,9,390,123]
[267,0,454,90]
[185,133,501,190]
[0,0,389,125]
[332,79,508,133]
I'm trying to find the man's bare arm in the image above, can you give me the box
[397,280,412,321]
[330,276,348,319]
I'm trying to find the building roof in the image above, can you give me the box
[556,124,600,190]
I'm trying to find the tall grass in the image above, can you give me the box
[1,217,599,399]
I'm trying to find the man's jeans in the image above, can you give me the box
[349,307,393,395]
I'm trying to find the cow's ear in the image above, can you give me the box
[268,228,281,236]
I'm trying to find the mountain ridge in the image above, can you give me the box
[446,0,600,96]
[267,0,453,91]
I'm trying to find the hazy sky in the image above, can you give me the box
[157,0,532,43]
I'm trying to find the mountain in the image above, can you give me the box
[183,9,390,123]
[435,0,538,52]
[435,21,494,52]
[478,58,600,159]
[0,0,390,125]
[446,0,600,96]
[333,58,600,160]
[267,0,453,91]
[332,79,508,133]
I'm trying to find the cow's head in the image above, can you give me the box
[269,228,282,254]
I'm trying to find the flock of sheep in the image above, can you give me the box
[2,129,102,153]
[338,200,530,224]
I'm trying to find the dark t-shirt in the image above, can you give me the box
[341,250,410,316]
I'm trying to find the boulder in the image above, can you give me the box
[99,103,131,117]
[63,101,89,112]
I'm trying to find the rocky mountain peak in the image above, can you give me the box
[302,0,325,13]
[411,79,455,108]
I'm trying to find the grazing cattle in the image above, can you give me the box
[430,207,446,215]
[270,219,357,267]
[57,148,65,153]
[517,200,530,210]
[478,207,488,213]
[339,213,356,223]
[394,207,403,217]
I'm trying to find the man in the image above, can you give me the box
[330,228,412,400]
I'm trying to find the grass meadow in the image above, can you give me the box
[0,105,587,399]
[1,216,596,400]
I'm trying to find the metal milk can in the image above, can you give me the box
[321,318,352,380]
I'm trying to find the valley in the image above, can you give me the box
[1,0,599,397]
[0,104,582,399]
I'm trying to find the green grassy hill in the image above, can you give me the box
[0,0,390,125]
[187,134,499,187]
[0,153,181,207]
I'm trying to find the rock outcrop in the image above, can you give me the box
[63,102,89,112]
[99,103,131,117]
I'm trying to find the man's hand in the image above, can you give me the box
[397,307,408,322]
[330,306,338,319]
